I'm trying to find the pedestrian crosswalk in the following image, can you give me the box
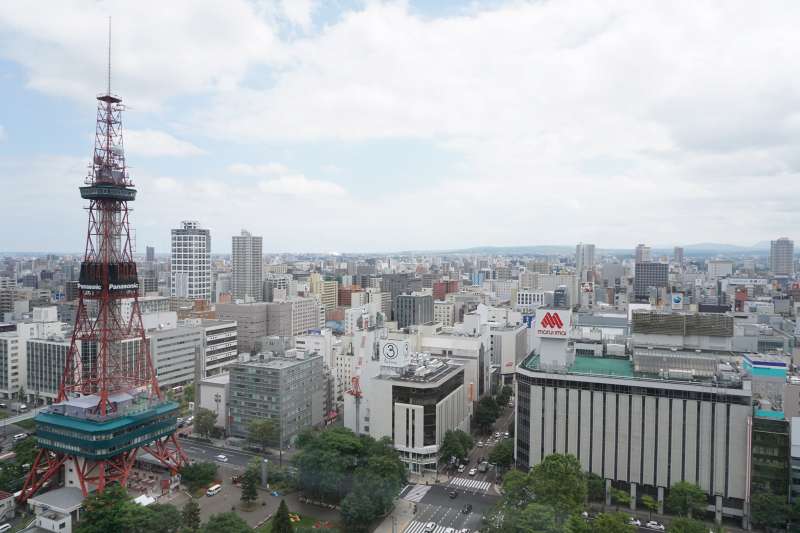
[403,520,451,533]
[402,484,432,503]
[448,477,491,492]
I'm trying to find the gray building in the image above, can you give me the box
[381,274,422,320]
[770,238,794,276]
[633,261,668,300]
[265,298,324,338]
[27,338,69,403]
[232,229,263,302]
[396,293,433,329]
[228,353,325,446]
[216,302,268,353]
[516,351,752,525]
[150,325,204,388]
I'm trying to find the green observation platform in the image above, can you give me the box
[34,392,179,461]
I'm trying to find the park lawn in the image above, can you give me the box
[15,419,35,430]
[257,513,340,532]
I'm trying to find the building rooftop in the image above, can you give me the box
[28,487,84,512]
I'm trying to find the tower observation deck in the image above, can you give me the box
[18,45,186,502]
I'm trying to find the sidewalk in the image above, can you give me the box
[374,499,416,533]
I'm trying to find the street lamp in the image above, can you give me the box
[214,393,221,415]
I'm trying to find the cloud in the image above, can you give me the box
[228,162,289,176]
[258,174,347,197]
[278,0,316,31]
[124,129,204,157]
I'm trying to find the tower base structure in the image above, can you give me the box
[18,392,186,503]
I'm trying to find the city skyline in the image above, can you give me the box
[1,1,800,252]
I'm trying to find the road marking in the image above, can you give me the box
[448,477,491,492]
[403,520,452,533]
[403,484,432,503]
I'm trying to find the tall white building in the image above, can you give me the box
[171,221,211,301]
[635,243,651,263]
[232,229,263,302]
[770,238,794,276]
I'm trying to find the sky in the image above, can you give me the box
[1,0,799,254]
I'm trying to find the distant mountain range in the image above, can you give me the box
[398,241,774,256]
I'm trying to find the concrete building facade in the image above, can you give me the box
[170,221,211,301]
[232,229,263,302]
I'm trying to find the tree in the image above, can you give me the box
[611,488,631,510]
[592,512,636,533]
[13,436,37,466]
[666,481,707,518]
[586,472,605,503]
[564,513,592,533]
[193,408,217,438]
[529,454,587,523]
[200,512,251,533]
[75,485,140,533]
[180,462,217,493]
[476,396,500,433]
[183,383,195,403]
[669,517,708,533]
[641,495,658,520]
[751,492,789,531]
[181,499,201,533]
[488,439,513,467]
[240,468,259,506]
[272,499,293,533]
[515,502,557,531]
[248,418,278,450]
[502,469,532,506]
[140,503,182,533]
[439,429,471,465]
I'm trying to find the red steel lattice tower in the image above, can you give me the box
[19,35,186,502]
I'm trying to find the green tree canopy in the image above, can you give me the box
[641,495,658,520]
[248,418,278,450]
[240,468,259,505]
[529,453,587,522]
[272,499,293,533]
[476,396,500,432]
[669,517,708,533]
[75,485,180,533]
[586,472,605,502]
[180,462,218,493]
[200,512,251,533]
[488,438,514,467]
[592,512,636,533]
[751,492,789,530]
[666,481,707,518]
[439,429,473,464]
[193,408,217,438]
[139,503,181,533]
[181,499,201,533]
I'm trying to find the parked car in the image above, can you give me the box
[476,441,484,448]
[214,454,228,462]
[459,529,471,533]
[504,431,510,438]
[448,490,458,499]
[628,518,641,527]
[12,433,27,443]
[645,521,665,531]
[424,523,437,533]
[468,468,477,476]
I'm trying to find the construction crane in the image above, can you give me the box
[348,375,363,435]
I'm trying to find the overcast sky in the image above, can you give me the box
[1,0,799,254]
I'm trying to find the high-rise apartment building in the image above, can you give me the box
[171,221,211,301]
[575,243,596,282]
[770,238,794,276]
[673,246,684,266]
[232,229,263,302]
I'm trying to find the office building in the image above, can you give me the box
[232,229,263,302]
[635,244,651,263]
[0,332,24,400]
[265,297,325,338]
[228,353,325,447]
[343,347,469,473]
[575,243,595,282]
[673,246,684,266]
[146,246,155,263]
[149,324,204,388]
[707,260,734,279]
[26,338,69,403]
[196,319,238,377]
[396,293,433,329]
[516,347,752,524]
[433,301,455,327]
[633,262,668,300]
[770,238,795,276]
[170,221,211,301]
[216,302,268,353]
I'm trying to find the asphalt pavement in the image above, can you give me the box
[402,484,500,532]
[179,439,261,470]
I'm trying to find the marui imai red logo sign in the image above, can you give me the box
[536,311,568,337]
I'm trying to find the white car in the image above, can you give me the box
[468,468,477,476]
[494,432,501,438]
[214,454,228,462]
[628,518,641,527]
[443,528,456,533]
[423,523,436,533]
[457,464,465,473]
[459,529,471,533]
[476,441,484,448]
[646,521,665,531]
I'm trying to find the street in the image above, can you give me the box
[400,484,500,533]
[179,438,259,470]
